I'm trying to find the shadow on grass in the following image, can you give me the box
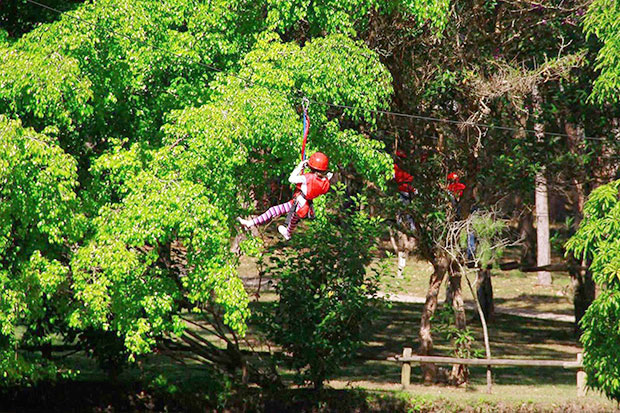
[495,293,572,313]
[328,301,580,386]
[4,297,583,411]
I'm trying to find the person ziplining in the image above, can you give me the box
[237,99,333,240]
[446,172,476,260]
[447,172,466,200]
[237,153,333,240]
[393,150,417,233]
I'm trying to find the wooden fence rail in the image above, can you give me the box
[388,348,586,397]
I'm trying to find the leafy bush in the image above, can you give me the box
[432,305,483,359]
[565,179,620,401]
[259,186,386,388]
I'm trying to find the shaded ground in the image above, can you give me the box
[1,299,615,412]
[379,291,575,322]
[1,255,613,412]
[237,254,615,410]
[5,383,615,413]
[243,255,576,317]
[323,301,580,386]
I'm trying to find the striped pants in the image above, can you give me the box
[252,201,300,235]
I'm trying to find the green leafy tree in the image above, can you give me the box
[583,0,620,103]
[265,0,449,38]
[566,180,620,401]
[67,31,394,364]
[0,0,265,161]
[259,187,386,389]
[0,0,406,385]
[0,116,82,383]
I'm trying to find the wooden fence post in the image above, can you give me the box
[576,353,586,397]
[401,347,412,389]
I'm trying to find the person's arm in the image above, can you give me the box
[326,172,333,180]
[288,159,307,184]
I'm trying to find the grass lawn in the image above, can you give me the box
[241,252,576,317]
[237,295,616,410]
[236,254,617,411]
[379,256,574,316]
[329,301,614,411]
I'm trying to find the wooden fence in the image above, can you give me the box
[389,348,586,397]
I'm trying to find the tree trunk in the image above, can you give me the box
[535,172,552,286]
[532,84,552,286]
[593,117,620,186]
[448,270,469,385]
[476,268,494,322]
[571,259,594,336]
[517,204,537,266]
[419,254,449,383]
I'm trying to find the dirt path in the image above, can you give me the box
[376,291,575,323]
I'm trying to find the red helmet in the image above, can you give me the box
[447,172,459,181]
[396,150,407,158]
[308,152,329,172]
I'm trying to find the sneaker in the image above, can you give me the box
[278,225,291,240]
[237,217,253,229]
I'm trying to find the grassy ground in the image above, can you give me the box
[379,256,574,316]
[243,253,576,316]
[320,301,581,385]
[236,294,616,410]
[236,254,616,411]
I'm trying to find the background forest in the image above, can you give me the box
[1,0,620,411]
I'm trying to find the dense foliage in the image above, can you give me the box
[583,0,620,103]
[259,189,385,388]
[1,0,619,404]
[566,180,620,401]
[0,116,81,382]
[0,0,416,385]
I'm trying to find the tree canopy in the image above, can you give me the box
[566,180,620,401]
[583,0,620,103]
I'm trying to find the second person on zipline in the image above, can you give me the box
[237,152,333,240]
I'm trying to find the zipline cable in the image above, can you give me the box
[22,0,620,144]
[309,100,611,142]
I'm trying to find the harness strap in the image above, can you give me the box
[285,192,315,226]
[284,200,298,227]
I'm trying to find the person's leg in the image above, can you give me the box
[238,201,292,228]
[405,214,417,233]
[286,213,300,235]
[467,231,476,260]
[397,250,407,279]
[278,213,299,240]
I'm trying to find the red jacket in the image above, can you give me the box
[293,173,330,218]
[447,182,466,198]
[394,164,415,193]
